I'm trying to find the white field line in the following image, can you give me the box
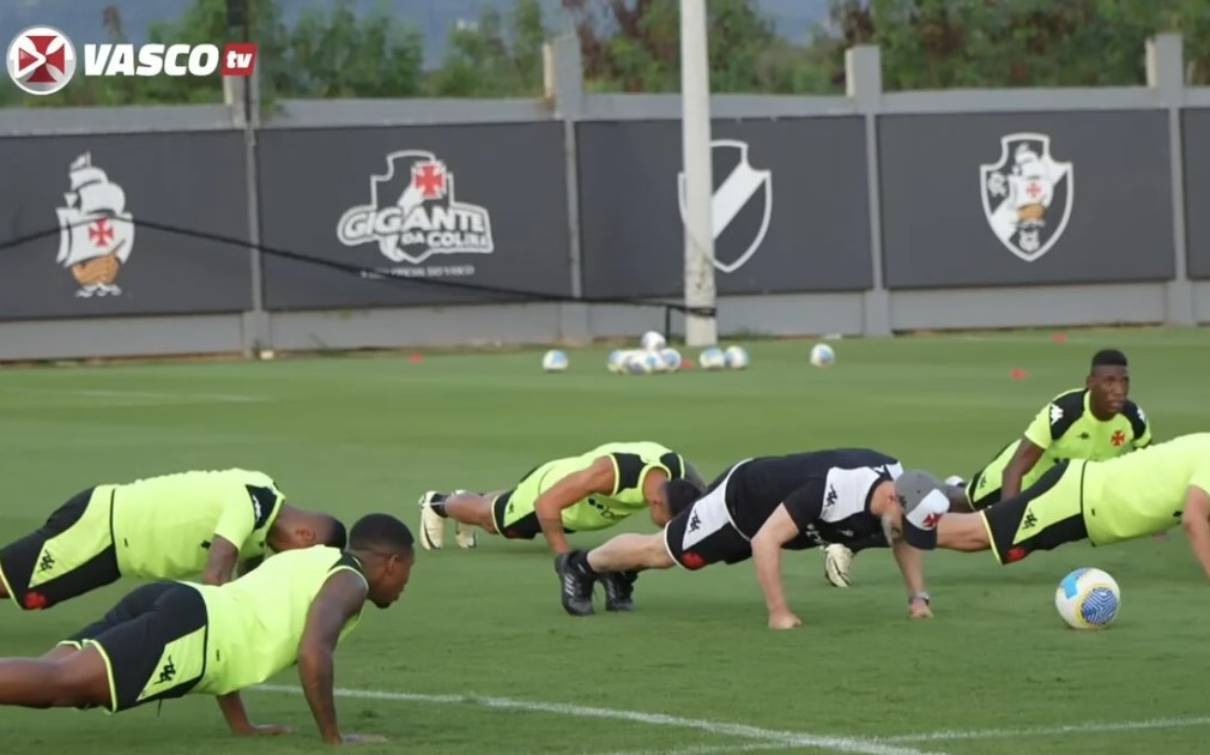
[602,744,797,755]
[253,684,934,755]
[881,714,1210,743]
[567,714,1210,755]
[256,684,1210,754]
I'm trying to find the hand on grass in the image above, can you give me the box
[768,609,803,630]
[234,723,293,736]
[339,733,388,745]
[908,597,933,619]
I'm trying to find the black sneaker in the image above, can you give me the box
[602,570,638,612]
[554,552,595,616]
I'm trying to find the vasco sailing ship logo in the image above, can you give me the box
[55,153,136,297]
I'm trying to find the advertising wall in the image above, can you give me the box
[879,111,1175,288]
[0,132,251,319]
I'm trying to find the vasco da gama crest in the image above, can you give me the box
[980,133,1073,262]
[677,139,772,274]
[337,150,494,266]
[56,152,135,297]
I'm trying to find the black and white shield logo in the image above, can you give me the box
[980,132,1073,263]
[678,139,772,273]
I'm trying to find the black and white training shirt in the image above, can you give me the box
[717,449,903,549]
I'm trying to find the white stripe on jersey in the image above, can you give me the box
[680,462,747,551]
[820,462,902,523]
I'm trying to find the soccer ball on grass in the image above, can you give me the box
[1055,567,1120,629]
[542,350,569,372]
[809,343,836,367]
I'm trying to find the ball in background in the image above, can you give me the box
[542,349,569,372]
[1055,567,1121,629]
[606,349,628,374]
[809,343,836,367]
[640,330,667,352]
[699,347,726,371]
[625,350,660,375]
[658,348,682,372]
[723,345,750,370]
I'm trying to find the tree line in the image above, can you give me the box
[5,0,1208,108]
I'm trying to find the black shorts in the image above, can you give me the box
[66,582,209,712]
[491,488,575,540]
[492,490,539,539]
[664,465,750,570]
[981,461,1089,565]
[0,487,120,610]
[965,469,1002,510]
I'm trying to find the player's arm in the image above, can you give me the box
[751,504,806,630]
[534,456,617,555]
[216,691,293,737]
[891,538,932,619]
[1180,486,1210,581]
[297,570,372,745]
[201,536,241,586]
[1001,438,1045,499]
[1004,402,1059,498]
[207,491,258,585]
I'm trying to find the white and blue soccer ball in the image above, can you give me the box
[658,348,682,372]
[809,343,836,368]
[606,349,629,374]
[542,350,569,372]
[698,347,726,371]
[723,345,750,370]
[625,350,661,375]
[1055,567,1121,629]
[640,330,667,352]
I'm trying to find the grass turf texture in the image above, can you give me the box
[1,327,1209,754]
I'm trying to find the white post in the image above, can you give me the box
[680,0,717,346]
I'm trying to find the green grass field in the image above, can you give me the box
[2,327,1210,754]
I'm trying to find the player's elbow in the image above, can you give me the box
[534,497,560,522]
[1182,492,1210,531]
[750,530,780,555]
[201,560,234,586]
[1182,507,1205,534]
[201,571,226,587]
[297,642,333,677]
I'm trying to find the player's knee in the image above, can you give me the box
[938,514,987,552]
[642,537,674,569]
[47,655,108,708]
[41,663,87,707]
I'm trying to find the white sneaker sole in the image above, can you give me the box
[418,493,445,551]
[824,545,853,588]
[454,523,477,549]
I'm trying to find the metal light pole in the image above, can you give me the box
[680,0,717,346]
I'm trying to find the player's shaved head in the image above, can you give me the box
[349,513,414,556]
[321,516,348,549]
[682,462,707,491]
[666,478,705,517]
[349,514,414,608]
[1091,349,1128,371]
[270,507,347,552]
